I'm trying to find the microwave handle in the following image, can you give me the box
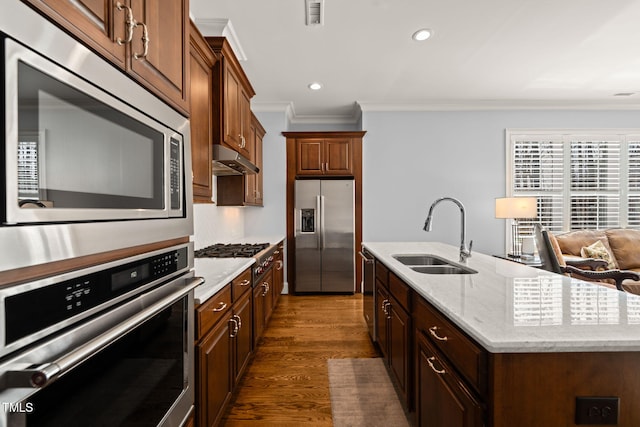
[4,276,204,390]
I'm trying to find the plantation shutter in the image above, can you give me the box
[568,137,621,230]
[628,137,640,227]
[511,137,564,232]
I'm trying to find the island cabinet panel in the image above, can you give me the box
[416,330,483,427]
[489,352,640,427]
[375,270,413,407]
[413,295,487,397]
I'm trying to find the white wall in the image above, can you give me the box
[361,109,640,256]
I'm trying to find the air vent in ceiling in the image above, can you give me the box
[306,0,324,26]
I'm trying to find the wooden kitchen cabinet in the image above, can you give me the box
[195,285,233,427]
[253,268,274,347]
[295,138,353,176]
[217,113,265,206]
[195,267,254,427]
[376,271,412,407]
[189,21,216,203]
[272,243,285,306]
[416,330,483,427]
[206,37,256,161]
[22,0,189,115]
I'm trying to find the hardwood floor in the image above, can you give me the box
[221,294,380,426]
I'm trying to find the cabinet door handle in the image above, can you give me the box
[233,314,242,329]
[133,21,149,59]
[116,2,135,45]
[212,302,227,312]
[239,279,251,287]
[381,299,388,314]
[229,317,239,338]
[262,282,270,297]
[427,357,446,375]
[385,302,392,319]
[428,326,448,341]
[276,260,283,271]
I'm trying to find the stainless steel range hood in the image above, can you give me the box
[212,145,259,176]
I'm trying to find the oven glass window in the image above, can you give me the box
[17,61,164,210]
[26,298,187,426]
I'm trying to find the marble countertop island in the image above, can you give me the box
[363,241,640,353]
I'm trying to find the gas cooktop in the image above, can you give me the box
[195,243,270,258]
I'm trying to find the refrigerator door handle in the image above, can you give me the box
[320,195,326,249]
[316,195,322,249]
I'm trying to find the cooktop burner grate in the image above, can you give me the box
[195,243,270,258]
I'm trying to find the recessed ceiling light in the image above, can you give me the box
[308,82,323,91]
[412,28,432,41]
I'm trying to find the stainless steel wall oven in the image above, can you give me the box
[0,243,202,427]
[1,2,193,273]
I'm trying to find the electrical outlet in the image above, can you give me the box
[575,397,619,425]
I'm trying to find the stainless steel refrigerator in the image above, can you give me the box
[294,179,355,293]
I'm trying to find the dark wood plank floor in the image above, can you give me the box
[221,294,380,426]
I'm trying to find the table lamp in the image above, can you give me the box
[495,197,537,258]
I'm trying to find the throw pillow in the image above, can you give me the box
[580,240,615,270]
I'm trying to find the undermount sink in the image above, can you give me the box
[411,265,478,275]
[392,254,450,266]
[392,253,478,275]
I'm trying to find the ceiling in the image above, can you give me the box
[190,0,640,123]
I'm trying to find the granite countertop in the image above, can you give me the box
[363,241,640,353]
[193,235,285,305]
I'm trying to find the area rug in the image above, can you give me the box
[327,358,411,427]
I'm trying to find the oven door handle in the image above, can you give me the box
[5,276,204,389]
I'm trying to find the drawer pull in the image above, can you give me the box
[427,357,446,375]
[233,314,242,329]
[212,302,227,312]
[239,279,251,287]
[429,326,448,341]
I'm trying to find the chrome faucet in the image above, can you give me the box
[424,197,473,263]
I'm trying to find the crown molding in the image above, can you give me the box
[193,18,247,61]
[357,100,640,111]
[251,101,362,125]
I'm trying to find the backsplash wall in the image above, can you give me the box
[192,203,245,249]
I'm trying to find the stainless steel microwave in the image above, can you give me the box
[1,2,193,272]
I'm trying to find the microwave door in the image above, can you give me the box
[4,38,178,225]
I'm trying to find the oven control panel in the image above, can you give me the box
[4,246,188,346]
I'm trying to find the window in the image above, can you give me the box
[507,130,640,233]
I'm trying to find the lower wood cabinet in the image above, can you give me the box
[253,268,273,348]
[416,330,483,427]
[197,309,232,427]
[375,273,412,407]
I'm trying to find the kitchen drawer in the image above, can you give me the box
[389,272,411,311]
[375,261,389,284]
[196,284,232,340]
[414,296,487,396]
[232,268,252,302]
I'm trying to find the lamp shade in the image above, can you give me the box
[495,197,537,219]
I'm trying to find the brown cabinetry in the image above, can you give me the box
[253,268,274,347]
[217,113,265,206]
[189,21,216,203]
[206,37,255,160]
[22,0,189,115]
[375,266,412,406]
[195,267,254,427]
[416,331,483,427]
[295,138,353,176]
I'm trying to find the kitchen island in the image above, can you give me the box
[363,241,640,427]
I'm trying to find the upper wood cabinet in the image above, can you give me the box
[288,135,355,176]
[189,21,216,203]
[206,37,256,161]
[217,113,265,207]
[21,0,190,116]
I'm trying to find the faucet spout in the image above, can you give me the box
[424,197,473,263]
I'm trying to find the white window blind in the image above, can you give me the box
[508,130,640,233]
